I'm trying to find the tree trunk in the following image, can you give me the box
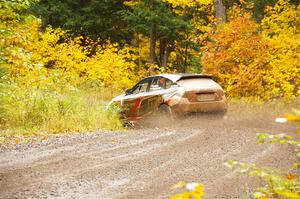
[131,33,140,66]
[162,46,169,72]
[183,45,188,73]
[149,23,156,64]
[159,39,165,67]
[213,0,226,23]
[159,39,169,72]
[159,39,164,66]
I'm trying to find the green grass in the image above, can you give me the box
[0,81,123,138]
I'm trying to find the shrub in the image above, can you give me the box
[0,1,142,135]
[0,72,123,135]
[202,0,300,100]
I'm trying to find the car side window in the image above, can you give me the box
[149,77,174,91]
[149,77,161,91]
[158,77,166,88]
[131,78,151,94]
[165,79,174,89]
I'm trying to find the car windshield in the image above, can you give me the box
[131,78,151,94]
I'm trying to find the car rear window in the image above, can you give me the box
[177,78,222,91]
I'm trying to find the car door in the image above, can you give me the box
[138,76,173,116]
[122,77,153,120]
[138,76,175,117]
[147,77,179,112]
[147,77,165,113]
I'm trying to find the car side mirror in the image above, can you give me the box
[125,88,132,95]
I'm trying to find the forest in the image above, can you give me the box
[0,0,299,133]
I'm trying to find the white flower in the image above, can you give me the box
[275,117,287,123]
[185,182,199,191]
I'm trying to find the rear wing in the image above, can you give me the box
[178,74,213,81]
[154,73,215,83]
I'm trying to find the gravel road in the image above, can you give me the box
[0,105,299,199]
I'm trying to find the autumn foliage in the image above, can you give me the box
[202,0,300,100]
[3,22,142,91]
[0,2,141,134]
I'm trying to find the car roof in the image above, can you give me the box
[149,73,213,83]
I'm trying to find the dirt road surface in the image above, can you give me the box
[0,105,299,199]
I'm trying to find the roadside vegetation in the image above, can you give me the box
[0,1,139,137]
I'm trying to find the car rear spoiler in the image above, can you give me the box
[178,74,213,81]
